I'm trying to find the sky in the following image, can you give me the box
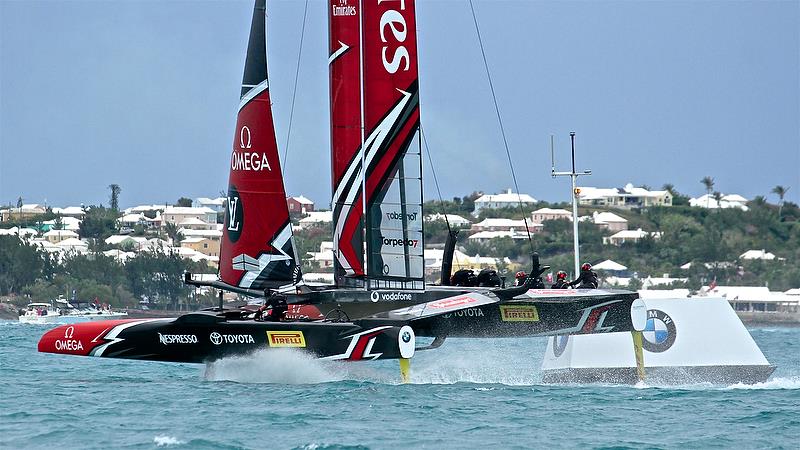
[1,0,798,209]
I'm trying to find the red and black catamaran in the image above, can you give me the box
[39,0,645,378]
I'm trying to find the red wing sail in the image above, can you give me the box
[329,0,424,290]
[219,0,300,290]
[329,0,366,285]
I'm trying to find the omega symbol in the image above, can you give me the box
[240,126,252,149]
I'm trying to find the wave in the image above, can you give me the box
[153,435,186,447]
[724,376,800,390]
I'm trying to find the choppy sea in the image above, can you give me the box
[0,321,798,449]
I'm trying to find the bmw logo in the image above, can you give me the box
[401,331,412,343]
[642,309,677,353]
[210,332,223,346]
[553,334,569,357]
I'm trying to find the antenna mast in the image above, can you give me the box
[551,132,592,278]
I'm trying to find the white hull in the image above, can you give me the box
[541,297,775,384]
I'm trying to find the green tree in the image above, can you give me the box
[78,205,118,243]
[164,222,184,244]
[108,184,122,211]
[0,236,48,294]
[771,185,790,221]
[701,176,715,207]
[176,197,193,207]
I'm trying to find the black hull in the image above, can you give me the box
[541,365,776,385]
[298,287,639,337]
[39,314,414,364]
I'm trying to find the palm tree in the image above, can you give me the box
[771,185,791,221]
[108,184,121,211]
[701,176,714,208]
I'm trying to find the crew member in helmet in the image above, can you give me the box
[514,271,527,286]
[551,271,569,289]
[261,291,288,321]
[568,263,599,289]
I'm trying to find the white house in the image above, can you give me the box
[425,213,472,227]
[467,230,531,242]
[298,211,333,229]
[739,249,776,261]
[472,189,537,216]
[531,208,572,223]
[43,229,79,244]
[592,211,629,232]
[689,194,749,211]
[307,241,334,268]
[578,183,672,208]
[162,206,217,226]
[603,228,661,245]
[51,206,86,218]
[470,218,541,233]
[195,197,227,213]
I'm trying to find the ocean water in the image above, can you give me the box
[1,322,798,449]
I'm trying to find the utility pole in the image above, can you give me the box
[551,132,591,278]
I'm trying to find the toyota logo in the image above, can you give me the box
[210,332,223,345]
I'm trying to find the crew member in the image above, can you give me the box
[568,263,599,289]
[551,271,569,289]
[262,291,288,322]
[514,271,527,286]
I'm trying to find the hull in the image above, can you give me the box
[541,297,775,384]
[38,315,415,364]
[296,287,639,338]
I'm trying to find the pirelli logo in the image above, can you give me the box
[500,305,539,322]
[266,331,306,348]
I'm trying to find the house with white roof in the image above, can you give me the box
[103,249,137,263]
[689,193,749,211]
[105,235,149,250]
[52,206,86,218]
[603,228,662,245]
[298,211,333,229]
[0,204,47,222]
[307,241,334,268]
[531,208,571,223]
[697,285,797,313]
[162,206,217,226]
[578,183,672,209]
[425,213,472,227]
[43,229,79,244]
[56,237,89,254]
[592,211,629,232]
[0,227,38,238]
[179,228,223,240]
[181,237,220,257]
[470,218,541,234]
[42,216,81,232]
[739,249,777,261]
[467,230,531,242]
[472,189,537,216]
[287,195,315,214]
[195,197,227,213]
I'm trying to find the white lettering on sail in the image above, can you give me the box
[230,151,272,172]
[240,126,252,149]
[378,0,409,74]
[333,0,357,16]
[227,196,240,231]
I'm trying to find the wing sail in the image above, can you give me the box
[219,0,301,290]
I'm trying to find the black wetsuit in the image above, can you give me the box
[551,279,570,289]
[568,270,599,289]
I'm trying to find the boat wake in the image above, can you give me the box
[724,376,800,390]
[203,349,345,384]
